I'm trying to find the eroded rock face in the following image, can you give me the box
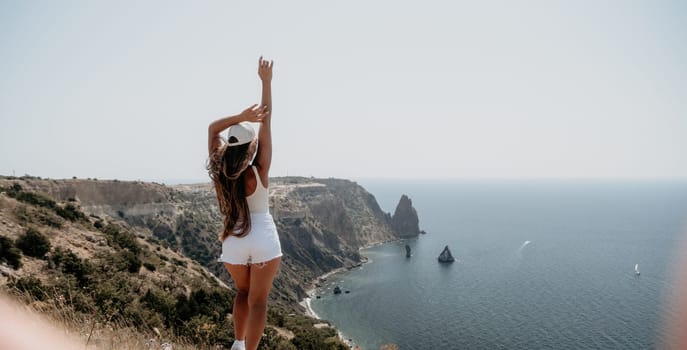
[391,195,420,238]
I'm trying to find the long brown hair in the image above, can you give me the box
[207,137,258,241]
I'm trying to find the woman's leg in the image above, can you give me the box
[224,263,251,342]
[245,257,281,350]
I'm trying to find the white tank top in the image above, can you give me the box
[246,165,269,214]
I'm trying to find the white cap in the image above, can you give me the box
[226,122,256,146]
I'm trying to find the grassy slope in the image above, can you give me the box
[0,180,348,350]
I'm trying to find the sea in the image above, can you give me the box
[308,179,687,350]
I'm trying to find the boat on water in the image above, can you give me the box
[634,264,640,276]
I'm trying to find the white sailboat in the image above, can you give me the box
[634,264,640,275]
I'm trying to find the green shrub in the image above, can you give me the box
[93,275,134,318]
[291,326,348,350]
[54,203,88,222]
[10,276,46,301]
[172,286,235,344]
[1,183,19,195]
[0,235,22,269]
[141,289,176,327]
[15,228,51,258]
[174,288,231,325]
[3,185,84,227]
[121,250,142,273]
[172,257,187,267]
[261,327,297,350]
[143,262,156,271]
[103,250,142,274]
[152,225,177,247]
[178,314,232,345]
[37,209,65,228]
[7,185,57,209]
[52,274,95,312]
[13,205,64,228]
[99,223,141,255]
[51,247,92,287]
[268,308,287,327]
[93,220,104,229]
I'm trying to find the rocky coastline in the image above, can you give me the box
[0,176,423,312]
[1,175,424,349]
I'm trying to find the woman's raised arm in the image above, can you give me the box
[208,104,268,156]
[254,56,274,183]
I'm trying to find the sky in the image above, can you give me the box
[1,0,686,181]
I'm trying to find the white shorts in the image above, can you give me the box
[220,213,283,265]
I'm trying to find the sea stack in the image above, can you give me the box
[391,195,421,238]
[405,244,411,258]
[438,245,455,263]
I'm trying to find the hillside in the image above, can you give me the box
[0,175,421,349]
[0,176,420,311]
[0,180,353,349]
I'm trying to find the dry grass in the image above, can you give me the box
[1,290,404,350]
[0,291,204,350]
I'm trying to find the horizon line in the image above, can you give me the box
[2,174,687,186]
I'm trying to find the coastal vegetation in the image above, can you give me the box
[0,183,351,349]
[1,175,421,348]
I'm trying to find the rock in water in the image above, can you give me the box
[438,245,455,263]
[405,244,411,258]
[391,195,421,238]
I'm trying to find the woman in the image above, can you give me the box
[207,57,281,350]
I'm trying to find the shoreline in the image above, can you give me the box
[299,267,348,319]
[298,239,401,349]
[299,237,401,313]
[298,267,357,347]
[299,267,362,349]
[300,237,401,300]
[298,237,403,318]
[357,237,401,252]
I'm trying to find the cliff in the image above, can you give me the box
[0,176,421,310]
[391,194,421,238]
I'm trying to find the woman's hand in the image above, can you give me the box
[208,105,268,155]
[258,56,273,82]
[239,104,270,123]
